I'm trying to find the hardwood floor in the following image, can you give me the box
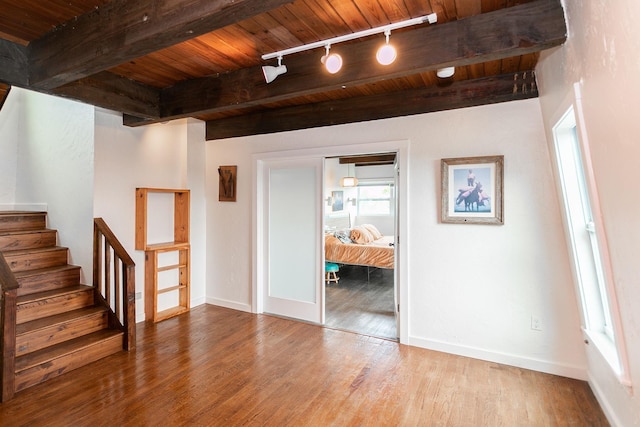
[325,265,397,340]
[0,305,608,426]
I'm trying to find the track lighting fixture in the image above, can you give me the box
[261,13,437,82]
[261,55,287,83]
[376,29,397,66]
[436,67,455,78]
[321,45,343,74]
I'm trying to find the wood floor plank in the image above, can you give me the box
[0,305,609,426]
[325,264,397,340]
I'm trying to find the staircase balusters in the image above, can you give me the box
[93,218,136,350]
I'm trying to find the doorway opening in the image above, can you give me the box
[323,154,398,341]
[253,140,408,344]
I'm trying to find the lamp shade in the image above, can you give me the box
[340,176,358,187]
[262,64,287,83]
[322,53,343,74]
[436,67,455,78]
[376,43,397,65]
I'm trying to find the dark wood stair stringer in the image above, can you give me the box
[0,211,135,401]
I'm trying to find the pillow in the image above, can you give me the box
[350,226,374,244]
[361,224,383,240]
[325,234,340,245]
[334,229,353,244]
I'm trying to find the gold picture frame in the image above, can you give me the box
[441,155,504,224]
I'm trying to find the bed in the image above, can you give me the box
[324,212,394,269]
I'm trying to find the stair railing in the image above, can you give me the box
[0,253,18,401]
[93,218,136,350]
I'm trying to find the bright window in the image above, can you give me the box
[357,184,393,215]
[553,106,624,379]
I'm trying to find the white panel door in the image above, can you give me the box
[262,157,323,323]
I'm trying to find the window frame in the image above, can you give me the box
[356,182,394,216]
[552,89,630,388]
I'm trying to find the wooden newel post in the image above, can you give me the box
[0,288,17,402]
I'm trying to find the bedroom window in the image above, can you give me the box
[357,183,393,215]
[553,105,626,381]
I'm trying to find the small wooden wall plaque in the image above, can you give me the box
[218,165,237,202]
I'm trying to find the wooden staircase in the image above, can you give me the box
[0,211,135,400]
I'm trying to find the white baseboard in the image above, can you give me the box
[191,296,206,307]
[587,374,623,427]
[408,335,587,380]
[206,297,252,313]
[136,312,146,323]
[0,203,48,211]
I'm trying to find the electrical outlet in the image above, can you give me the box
[531,315,542,331]
[135,292,142,300]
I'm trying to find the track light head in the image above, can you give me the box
[262,65,287,83]
[436,67,455,78]
[262,56,287,83]
[321,45,343,74]
[376,44,397,65]
[376,30,397,65]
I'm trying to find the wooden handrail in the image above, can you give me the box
[93,218,136,350]
[0,253,18,401]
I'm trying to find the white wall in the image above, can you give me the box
[206,98,587,379]
[94,109,207,322]
[187,119,207,310]
[536,0,640,424]
[0,89,19,204]
[8,89,95,281]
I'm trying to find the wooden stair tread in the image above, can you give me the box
[0,229,57,252]
[16,285,95,325]
[0,212,47,232]
[15,329,123,373]
[16,306,107,335]
[0,229,54,237]
[1,246,66,256]
[13,264,80,278]
[2,246,69,273]
[16,285,93,305]
[0,211,46,216]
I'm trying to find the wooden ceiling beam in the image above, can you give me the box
[0,39,28,86]
[52,72,161,118]
[0,38,159,118]
[125,0,565,127]
[339,155,397,166]
[204,71,538,140]
[27,0,295,90]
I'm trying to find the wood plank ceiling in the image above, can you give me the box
[0,0,566,139]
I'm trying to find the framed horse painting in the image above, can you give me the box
[441,155,504,224]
